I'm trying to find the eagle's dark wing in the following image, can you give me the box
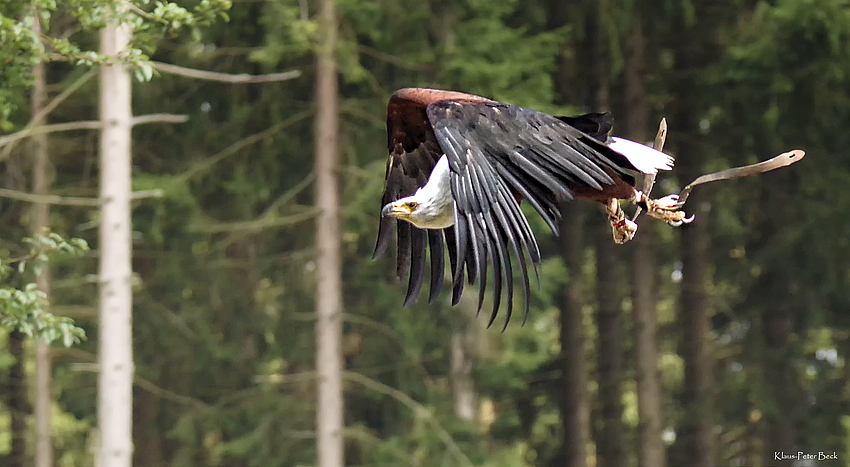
[373,89,490,307]
[425,100,636,328]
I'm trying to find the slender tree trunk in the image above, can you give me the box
[760,295,796,464]
[591,8,627,467]
[31,15,54,467]
[5,331,27,467]
[549,1,592,465]
[99,12,134,467]
[450,297,477,423]
[749,180,797,463]
[449,332,476,422]
[314,0,344,463]
[594,223,625,467]
[668,3,716,463]
[672,115,715,466]
[557,203,590,467]
[133,389,164,466]
[624,15,667,467]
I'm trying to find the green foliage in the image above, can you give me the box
[0,0,231,128]
[0,231,88,346]
[0,13,42,128]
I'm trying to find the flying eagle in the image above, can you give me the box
[372,88,687,328]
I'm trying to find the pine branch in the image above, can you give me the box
[632,117,668,221]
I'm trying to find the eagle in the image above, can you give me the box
[372,88,689,329]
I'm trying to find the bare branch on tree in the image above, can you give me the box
[0,70,97,162]
[0,187,163,206]
[344,372,475,467]
[152,61,301,83]
[632,118,668,221]
[0,114,188,150]
[189,208,320,233]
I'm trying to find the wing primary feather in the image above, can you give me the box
[483,210,511,329]
[528,146,608,189]
[489,164,542,291]
[373,216,394,260]
[489,162,539,259]
[487,187,524,327]
[507,151,574,199]
[476,168,516,328]
[465,153,510,327]
[444,228,466,305]
[467,213,488,314]
[427,230,444,304]
[403,227,426,307]
[493,205,529,320]
[396,221,411,281]
[451,203,472,287]
[491,163,551,258]
[462,160,491,315]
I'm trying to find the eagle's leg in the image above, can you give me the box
[637,193,695,226]
[604,198,638,244]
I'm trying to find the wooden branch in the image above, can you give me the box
[356,45,433,72]
[152,61,301,83]
[189,208,319,233]
[646,117,668,194]
[632,118,668,221]
[0,121,101,148]
[0,114,188,148]
[0,188,163,206]
[131,113,189,125]
[214,172,316,249]
[344,372,475,467]
[174,110,313,183]
[0,70,97,163]
[34,70,97,128]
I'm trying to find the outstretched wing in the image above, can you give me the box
[425,100,644,328]
[373,89,493,307]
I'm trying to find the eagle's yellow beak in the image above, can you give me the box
[381,201,416,218]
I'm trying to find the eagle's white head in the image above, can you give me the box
[381,155,455,230]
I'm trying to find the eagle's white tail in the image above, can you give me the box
[608,137,674,174]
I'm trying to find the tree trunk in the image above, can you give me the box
[549,1,593,465]
[5,331,27,467]
[590,8,626,467]
[449,332,476,422]
[99,13,135,467]
[624,15,667,467]
[30,14,54,467]
[668,4,716,463]
[748,180,798,463]
[314,0,344,463]
[594,222,626,467]
[760,295,796,464]
[133,388,164,467]
[556,203,590,467]
[450,296,478,423]
[672,119,715,466]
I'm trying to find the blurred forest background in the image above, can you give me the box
[2,0,850,466]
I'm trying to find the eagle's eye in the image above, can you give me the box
[406,202,418,210]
